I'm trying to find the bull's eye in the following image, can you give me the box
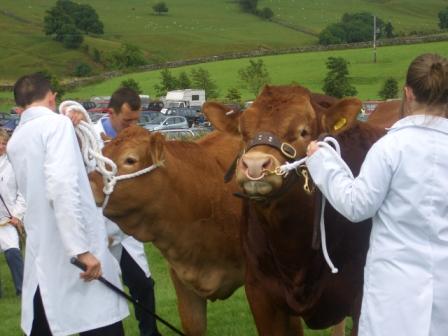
[124,157,137,165]
[299,128,310,138]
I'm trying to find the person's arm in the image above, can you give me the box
[307,138,394,222]
[44,117,101,280]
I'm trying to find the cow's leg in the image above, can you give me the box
[331,320,346,336]
[169,267,207,336]
[244,267,303,336]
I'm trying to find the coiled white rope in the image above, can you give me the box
[278,137,341,274]
[59,101,162,209]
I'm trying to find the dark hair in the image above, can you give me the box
[13,73,52,108]
[108,87,141,113]
[406,53,448,108]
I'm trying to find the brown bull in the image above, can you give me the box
[366,99,402,128]
[89,127,245,335]
[204,85,385,336]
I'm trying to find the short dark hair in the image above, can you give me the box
[13,73,52,108]
[108,87,141,113]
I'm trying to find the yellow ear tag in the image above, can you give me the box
[333,117,347,131]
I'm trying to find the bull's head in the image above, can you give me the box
[89,126,165,239]
[203,85,361,200]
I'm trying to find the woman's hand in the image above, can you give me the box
[306,141,320,157]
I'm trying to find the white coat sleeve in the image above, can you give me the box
[44,117,90,257]
[307,140,393,222]
[11,190,26,220]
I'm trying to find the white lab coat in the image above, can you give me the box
[94,118,151,277]
[7,106,128,336]
[307,115,448,336]
[0,154,26,251]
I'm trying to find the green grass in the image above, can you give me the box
[1,245,346,335]
[1,0,447,80]
[67,40,448,100]
[260,0,445,34]
[1,40,447,112]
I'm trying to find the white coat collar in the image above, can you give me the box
[19,106,55,126]
[388,115,448,136]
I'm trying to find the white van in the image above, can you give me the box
[164,89,205,111]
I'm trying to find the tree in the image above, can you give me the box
[44,6,72,42]
[152,2,169,15]
[322,57,357,98]
[112,44,146,69]
[239,0,258,13]
[438,7,448,29]
[154,68,178,97]
[37,70,65,101]
[73,62,92,77]
[190,67,219,99]
[120,79,143,94]
[238,59,271,96]
[177,71,192,89]
[73,4,104,34]
[378,77,398,100]
[60,24,83,49]
[257,7,274,20]
[318,12,392,45]
[43,0,103,49]
[225,88,242,102]
[384,22,394,38]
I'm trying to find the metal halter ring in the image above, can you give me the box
[280,142,297,159]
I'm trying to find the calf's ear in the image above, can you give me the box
[202,102,241,135]
[321,98,362,135]
[148,132,165,165]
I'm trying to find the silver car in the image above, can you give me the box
[143,115,189,131]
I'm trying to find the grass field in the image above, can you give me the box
[0,244,346,335]
[1,40,447,112]
[1,0,447,79]
[68,40,448,100]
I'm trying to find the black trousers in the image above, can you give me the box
[120,247,160,336]
[30,288,124,336]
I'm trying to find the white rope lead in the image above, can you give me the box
[58,101,162,209]
[278,137,342,274]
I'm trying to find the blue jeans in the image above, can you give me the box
[4,248,23,296]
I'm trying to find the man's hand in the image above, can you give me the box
[9,217,25,237]
[67,109,86,126]
[77,252,102,281]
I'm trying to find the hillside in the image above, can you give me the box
[1,0,447,81]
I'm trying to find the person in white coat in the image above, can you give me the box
[306,53,448,336]
[0,127,25,297]
[8,73,129,336]
[93,87,160,336]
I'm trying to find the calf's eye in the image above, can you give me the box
[125,157,137,165]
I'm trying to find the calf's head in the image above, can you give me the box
[89,126,165,227]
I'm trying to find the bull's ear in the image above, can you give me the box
[320,98,362,135]
[148,132,165,165]
[202,102,241,135]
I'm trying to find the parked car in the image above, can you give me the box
[88,100,110,113]
[147,101,164,112]
[157,126,212,140]
[139,111,162,125]
[81,101,97,111]
[142,115,189,131]
[2,115,20,134]
[88,112,107,123]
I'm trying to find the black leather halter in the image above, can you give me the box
[224,132,298,183]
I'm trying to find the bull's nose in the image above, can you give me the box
[240,154,274,180]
